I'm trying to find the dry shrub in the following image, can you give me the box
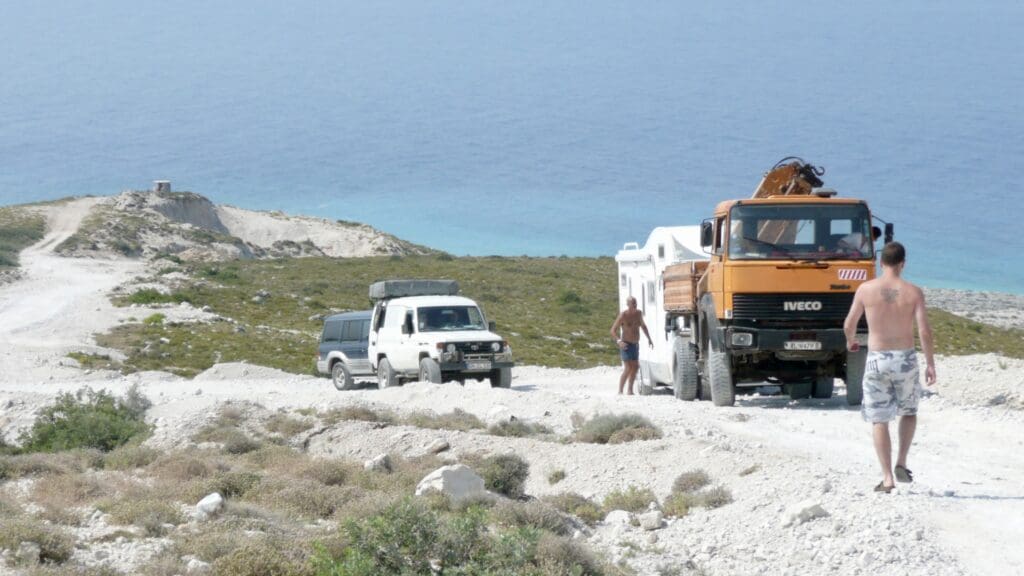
[185,470,262,501]
[243,444,305,473]
[473,453,530,498]
[543,493,603,526]
[24,565,126,576]
[491,500,571,536]
[0,489,23,516]
[348,454,443,494]
[405,408,484,431]
[249,478,362,520]
[0,517,76,563]
[329,491,403,524]
[215,404,247,427]
[102,495,184,536]
[0,449,101,479]
[533,532,606,576]
[487,419,553,438]
[148,450,225,484]
[547,469,566,484]
[264,413,313,437]
[320,405,396,425]
[607,426,662,444]
[104,443,159,470]
[32,472,112,524]
[697,486,733,509]
[571,413,662,444]
[662,492,695,518]
[672,470,711,494]
[175,525,247,563]
[137,552,187,576]
[194,426,262,455]
[602,486,657,514]
[297,459,354,487]
[211,543,311,576]
[739,463,760,477]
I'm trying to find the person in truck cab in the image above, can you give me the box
[610,296,653,395]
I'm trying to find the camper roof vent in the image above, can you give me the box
[813,188,838,198]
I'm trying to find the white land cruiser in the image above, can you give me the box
[367,280,513,388]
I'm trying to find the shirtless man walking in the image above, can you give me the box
[610,296,653,395]
[844,242,936,493]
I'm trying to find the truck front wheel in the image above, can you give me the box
[377,358,399,389]
[673,339,699,401]
[845,350,867,406]
[419,358,442,383]
[489,367,512,388]
[707,348,736,407]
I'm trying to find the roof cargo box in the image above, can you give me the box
[369,279,459,301]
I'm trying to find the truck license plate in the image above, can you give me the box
[466,361,491,371]
[784,341,822,351]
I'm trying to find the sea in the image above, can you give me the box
[2,1,1022,294]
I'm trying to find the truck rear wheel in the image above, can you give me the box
[845,349,867,406]
[673,339,698,401]
[331,361,355,391]
[489,367,512,388]
[812,375,835,399]
[786,382,812,399]
[707,348,736,407]
[377,358,399,389]
[419,358,442,383]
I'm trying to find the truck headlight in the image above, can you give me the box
[731,332,753,347]
[446,343,457,353]
[491,342,501,352]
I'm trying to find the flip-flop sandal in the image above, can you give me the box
[895,465,914,483]
[874,482,894,494]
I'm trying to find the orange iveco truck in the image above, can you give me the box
[657,158,893,407]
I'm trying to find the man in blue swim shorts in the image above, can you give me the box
[610,296,653,395]
[844,242,937,493]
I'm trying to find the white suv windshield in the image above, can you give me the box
[418,306,486,332]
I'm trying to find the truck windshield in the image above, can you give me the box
[418,306,486,332]
[728,204,875,261]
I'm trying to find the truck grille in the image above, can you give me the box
[732,293,855,321]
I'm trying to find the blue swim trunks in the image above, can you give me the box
[619,341,639,361]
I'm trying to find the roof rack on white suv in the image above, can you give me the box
[368,279,459,301]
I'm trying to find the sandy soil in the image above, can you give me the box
[2,204,1023,575]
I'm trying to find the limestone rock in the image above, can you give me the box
[781,500,829,528]
[415,464,487,503]
[364,453,392,473]
[195,492,224,521]
[604,510,632,525]
[639,511,664,531]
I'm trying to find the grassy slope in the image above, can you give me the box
[0,207,46,268]
[96,255,1023,378]
[101,255,620,377]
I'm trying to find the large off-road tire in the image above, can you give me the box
[786,382,813,399]
[377,358,399,389]
[707,348,736,407]
[812,375,835,399]
[489,367,512,388]
[331,361,355,391]
[673,339,699,401]
[845,349,867,406]
[419,358,442,383]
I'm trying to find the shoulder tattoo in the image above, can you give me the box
[882,287,900,304]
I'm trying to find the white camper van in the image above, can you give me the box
[615,226,708,395]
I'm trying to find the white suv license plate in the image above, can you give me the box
[784,341,822,351]
[466,360,492,371]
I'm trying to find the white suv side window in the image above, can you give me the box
[384,305,406,331]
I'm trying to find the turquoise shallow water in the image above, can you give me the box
[1,1,1022,293]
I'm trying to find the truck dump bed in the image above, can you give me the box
[663,261,709,312]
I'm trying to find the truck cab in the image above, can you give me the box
[367,280,513,388]
[697,193,879,405]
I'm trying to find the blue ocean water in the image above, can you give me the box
[1,1,1022,293]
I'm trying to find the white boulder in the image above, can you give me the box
[604,510,633,525]
[639,511,664,531]
[781,500,829,528]
[195,492,224,521]
[364,453,392,473]
[415,464,487,503]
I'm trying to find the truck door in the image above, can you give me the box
[368,303,386,369]
[705,216,727,318]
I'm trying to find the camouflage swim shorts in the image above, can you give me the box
[862,349,921,423]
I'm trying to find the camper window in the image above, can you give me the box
[620,273,627,287]
[647,281,656,304]
[657,244,665,259]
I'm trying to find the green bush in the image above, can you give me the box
[602,486,657,514]
[0,517,76,563]
[125,289,177,305]
[18,386,151,453]
[571,413,662,445]
[476,453,530,498]
[543,493,604,526]
[662,492,695,518]
[143,313,166,326]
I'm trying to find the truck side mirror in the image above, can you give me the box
[700,221,713,248]
[488,321,496,331]
[884,223,894,244]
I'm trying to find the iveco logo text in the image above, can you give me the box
[784,301,823,312]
